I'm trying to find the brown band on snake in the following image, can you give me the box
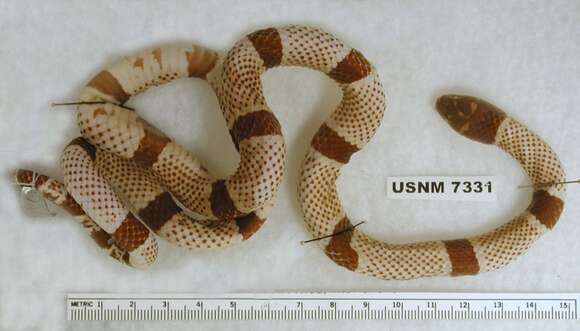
[186,49,218,78]
[15,169,45,187]
[87,70,130,104]
[230,110,282,149]
[528,190,564,229]
[324,217,359,271]
[61,193,86,216]
[15,169,32,185]
[131,129,171,167]
[443,239,480,276]
[133,57,144,69]
[247,28,283,68]
[328,49,372,84]
[92,108,107,118]
[152,48,162,67]
[235,212,265,240]
[435,95,506,144]
[112,213,150,252]
[210,180,240,220]
[122,251,131,265]
[91,229,114,249]
[68,137,97,161]
[138,192,181,231]
[34,175,49,188]
[311,123,359,163]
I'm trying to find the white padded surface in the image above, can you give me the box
[0,1,579,330]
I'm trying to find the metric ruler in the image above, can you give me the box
[67,292,579,321]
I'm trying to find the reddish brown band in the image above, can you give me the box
[528,190,564,229]
[91,229,113,249]
[122,252,131,265]
[435,96,506,144]
[324,217,359,271]
[92,107,107,118]
[133,57,144,69]
[112,213,150,252]
[235,212,265,240]
[247,28,283,68]
[152,48,162,66]
[464,103,505,144]
[230,110,282,149]
[61,193,86,216]
[210,180,240,220]
[34,174,49,187]
[311,123,359,163]
[87,70,130,104]
[186,50,218,78]
[15,169,31,185]
[68,137,97,160]
[15,169,45,187]
[138,192,181,231]
[328,49,372,84]
[132,130,171,167]
[444,239,480,276]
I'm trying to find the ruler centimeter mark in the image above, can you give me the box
[67,292,579,321]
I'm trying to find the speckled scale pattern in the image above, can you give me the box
[95,149,248,249]
[15,26,565,277]
[61,143,158,268]
[16,42,276,268]
[299,92,565,280]
[14,169,131,265]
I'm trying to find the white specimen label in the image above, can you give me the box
[386,176,497,201]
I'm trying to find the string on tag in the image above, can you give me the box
[13,171,57,217]
[51,101,135,111]
[301,221,365,245]
[13,170,40,188]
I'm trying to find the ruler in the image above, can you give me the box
[67,292,579,321]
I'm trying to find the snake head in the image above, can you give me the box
[435,94,506,144]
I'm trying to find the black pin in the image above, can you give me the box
[518,179,579,189]
[51,101,135,111]
[301,221,365,245]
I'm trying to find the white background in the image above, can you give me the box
[1,1,579,330]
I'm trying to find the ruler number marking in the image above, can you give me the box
[67,294,579,321]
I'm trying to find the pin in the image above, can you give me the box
[517,179,579,189]
[51,101,135,111]
[301,221,365,245]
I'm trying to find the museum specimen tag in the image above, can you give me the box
[386,176,497,201]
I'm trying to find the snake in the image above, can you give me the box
[16,42,282,268]
[15,25,565,279]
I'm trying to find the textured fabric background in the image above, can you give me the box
[1,1,579,330]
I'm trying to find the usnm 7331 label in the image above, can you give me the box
[386,176,497,201]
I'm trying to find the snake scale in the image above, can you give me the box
[15,25,565,280]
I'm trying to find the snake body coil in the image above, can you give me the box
[16,26,565,279]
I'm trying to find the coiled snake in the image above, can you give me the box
[15,25,565,279]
